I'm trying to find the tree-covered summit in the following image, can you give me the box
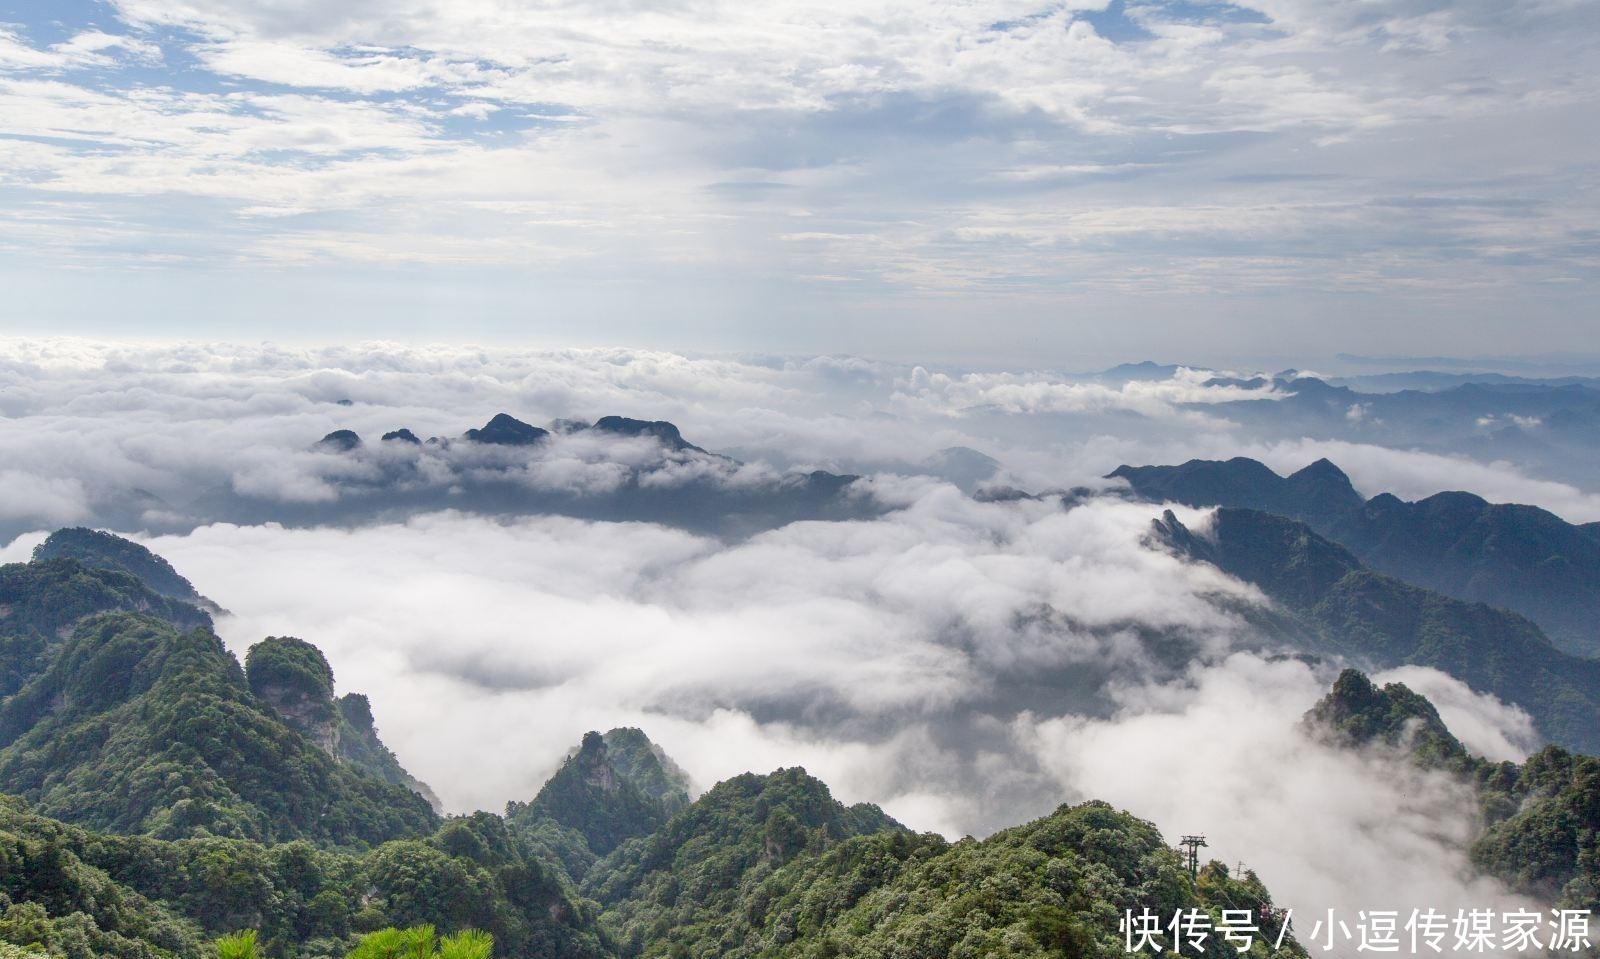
[508,729,686,863]
[1304,669,1600,914]
[582,766,904,955]
[1301,668,1476,774]
[32,527,222,614]
[0,612,438,846]
[246,637,442,813]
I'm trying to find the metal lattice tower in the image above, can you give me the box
[1178,835,1208,879]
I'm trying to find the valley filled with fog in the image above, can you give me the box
[6,337,1596,936]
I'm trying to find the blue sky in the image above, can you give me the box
[0,0,1596,363]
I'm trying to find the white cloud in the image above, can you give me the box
[103,499,1542,928]
[1374,665,1540,764]
[0,338,1574,927]
[1028,653,1540,926]
[892,364,1286,419]
[0,0,1591,336]
[3,338,1598,543]
[134,496,1253,817]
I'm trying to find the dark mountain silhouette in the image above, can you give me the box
[1115,456,1600,656]
[1152,507,1600,754]
[315,429,363,451]
[187,414,874,538]
[463,412,549,445]
[591,416,707,454]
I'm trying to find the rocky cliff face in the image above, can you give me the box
[245,636,341,753]
[244,636,442,812]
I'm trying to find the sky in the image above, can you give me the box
[0,5,1593,935]
[0,0,1597,362]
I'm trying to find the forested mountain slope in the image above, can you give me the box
[0,796,610,959]
[32,528,223,614]
[0,557,212,700]
[1115,456,1600,656]
[0,612,438,845]
[1153,507,1600,754]
[1305,670,1600,913]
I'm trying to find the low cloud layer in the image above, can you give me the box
[3,339,1598,545]
[4,492,1531,929]
[1030,654,1539,923]
[0,336,1560,928]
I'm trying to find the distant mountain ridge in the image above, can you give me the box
[1114,456,1600,657]
[1181,371,1600,491]
[1152,507,1600,755]
[210,412,875,538]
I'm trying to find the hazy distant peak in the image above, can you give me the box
[316,429,362,451]
[464,412,550,445]
[590,415,706,453]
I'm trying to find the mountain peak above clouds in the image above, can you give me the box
[1117,455,1600,657]
[32,527,222,614]
[315,429,362,451]
[464,412,550,445]
[590,415,705,453]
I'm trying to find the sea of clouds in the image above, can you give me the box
[4,337,1599,537]
[0,336,1568,929]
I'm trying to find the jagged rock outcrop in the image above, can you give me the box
[245,637,340,753]
[245,637,442,812]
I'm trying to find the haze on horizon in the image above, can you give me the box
[0,0,1596,362]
